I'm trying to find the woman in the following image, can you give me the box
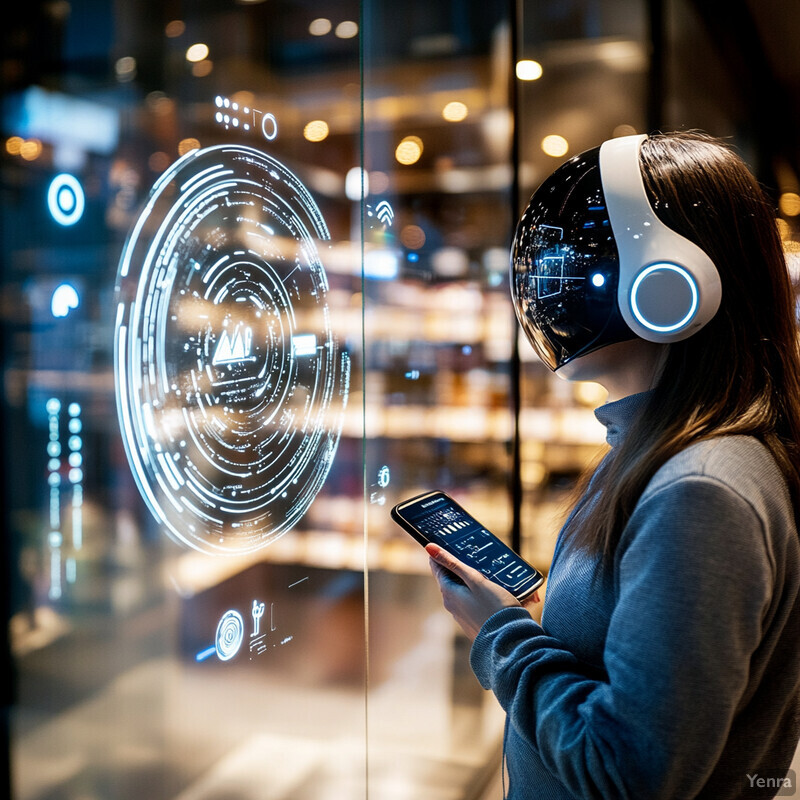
[426,132,800,799]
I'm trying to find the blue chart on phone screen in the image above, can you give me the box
[114,144,349,554]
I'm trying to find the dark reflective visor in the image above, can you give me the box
[511,146,635,371]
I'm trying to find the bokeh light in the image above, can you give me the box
[165,19,185,37]
[192,60,213,77]
[613,123,638,138]
[369,171,390,194]
[5,136,24,155]
[335,21,359,39]
[779,192,800,217]
[303,120,330,142]
[395,136,423,166]
[115,56,137,81]
[149,152,171,172]
[186,43,209,63]
[541,134,569,157]
[442,101,468,122]
[400,225,426,250]
[20,139,43,161]
[309,18,332,36]
[516,60,543,80]
[178,138,201,155]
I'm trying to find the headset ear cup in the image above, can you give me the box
[629,263,699,334]
[600,135,721,343]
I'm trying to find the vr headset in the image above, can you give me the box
[511,134,722,371]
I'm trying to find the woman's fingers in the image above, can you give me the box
[425,543,474,583]
[425,543,486,586]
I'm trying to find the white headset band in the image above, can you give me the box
[599,134,721,342]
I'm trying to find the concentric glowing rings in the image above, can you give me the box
[215,609,245,661]
[114,144,349,554]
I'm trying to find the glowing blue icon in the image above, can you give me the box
[375,200,394,227]
[405,369,420,380]
[46,398,61,415]
[48,174,85,226]
[212,323,254,365]
[377,465,391,488]
[195,646,216,662]
[51,283,80,318]
[591,273,606,287]
[215,609,245,661]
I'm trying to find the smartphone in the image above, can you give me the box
[391,490,544,601]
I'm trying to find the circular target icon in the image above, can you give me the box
[114,145,349,554]
[215,610,245,661]
[48,173,85,226]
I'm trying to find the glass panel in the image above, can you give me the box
[361,3,515,796]
[515,0,648,583]
[2,3,365,798]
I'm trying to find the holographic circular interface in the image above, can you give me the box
[114,144,349,554]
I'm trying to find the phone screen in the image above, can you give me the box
[392,491,543,600]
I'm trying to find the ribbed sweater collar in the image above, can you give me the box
[593,390,652,448]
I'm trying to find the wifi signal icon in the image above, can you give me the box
[375,200,394,228]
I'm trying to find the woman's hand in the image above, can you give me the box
[426,543,539,641]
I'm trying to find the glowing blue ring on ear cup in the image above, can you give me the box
[630,263,699,333]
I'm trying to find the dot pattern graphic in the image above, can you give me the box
[115,145,349,554]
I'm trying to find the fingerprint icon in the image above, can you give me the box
[215,610,245,661]
[375,200,394,227]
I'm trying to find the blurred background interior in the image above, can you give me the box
[1,1,799,798]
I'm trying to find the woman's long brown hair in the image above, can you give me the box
[562,132,800,562]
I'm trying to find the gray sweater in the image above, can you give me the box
[471,391,800,799]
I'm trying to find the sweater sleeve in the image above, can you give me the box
[470,476,773,800]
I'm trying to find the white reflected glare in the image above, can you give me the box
[345,167,369,201]
[516,59,543,80]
